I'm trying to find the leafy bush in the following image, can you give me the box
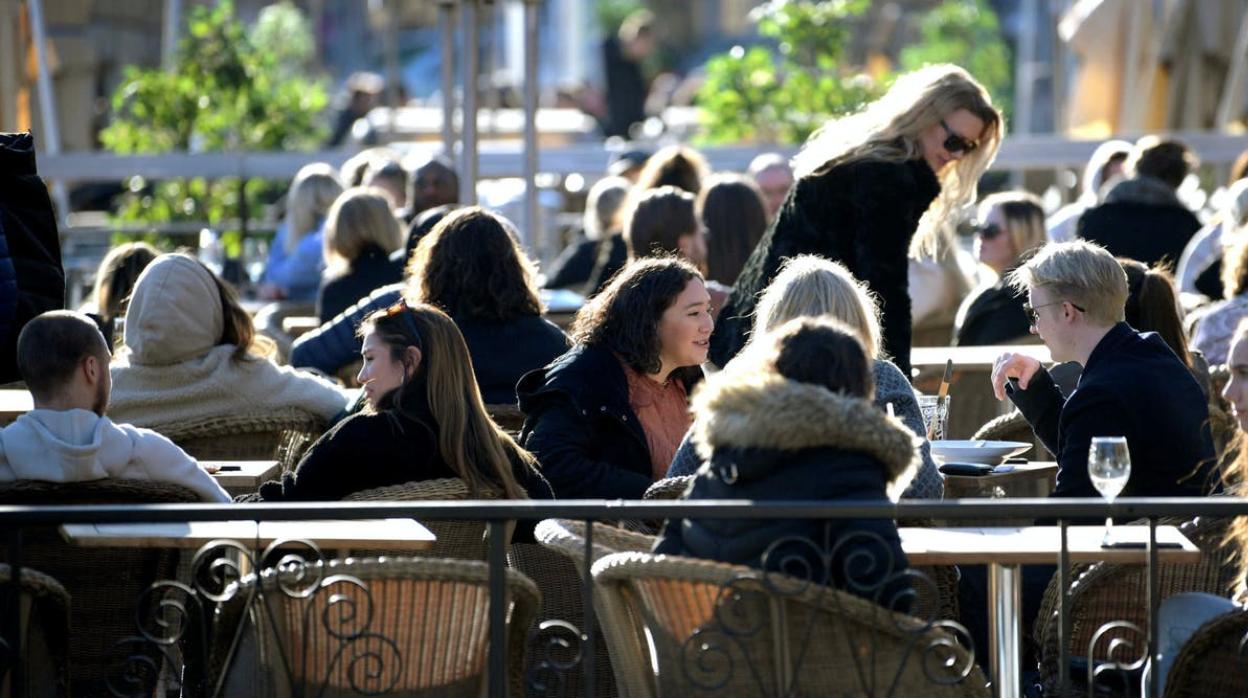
[100,0,328,250]
[899,0,1013,123]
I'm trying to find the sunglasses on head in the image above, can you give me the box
[975,222,1003,240]
[380,298,424,350]
[940,119,978,155]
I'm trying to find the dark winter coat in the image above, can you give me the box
[954,277,1032,346]
[601,37,647,138]
[0,132,65,383]
[0,220,19,351]
[1076,176,1201,269]
[317,244,404,323]
[291,283,569,404]
[653,372,918,611]
[1007,323,1217,501]
[709,158,941,375]
[517,343,696,499]
[543,235,600,292]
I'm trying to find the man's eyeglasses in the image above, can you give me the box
[380,298,424,349]
[975,222,1003,240]
[940,119,979,155]
[1022,300,1087,325]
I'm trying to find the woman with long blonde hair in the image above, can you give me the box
[710,64,1003,375]
[259,163,344,301]
[258,300,547,502]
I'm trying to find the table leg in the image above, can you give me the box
[989,562,1022,698]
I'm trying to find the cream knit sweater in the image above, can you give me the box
[107,254,351,428]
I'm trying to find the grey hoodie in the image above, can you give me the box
[0,408,230,502]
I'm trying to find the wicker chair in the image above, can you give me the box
[0,564,71,698]
[1034,517,1238,697]
[342,478,503,561]
[593,551,990,698]
[486,404,526,435]
[1160,608,1248,697]
[0,479,200,695]
[152,407,326,469]
[643,476,695,501]
[216,557,540,698]
[527,519,659,698]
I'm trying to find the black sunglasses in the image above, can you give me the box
[975,222,1003,240]
[940,119,978,155]
[380,298,424,350]
[1022,300,1087,325]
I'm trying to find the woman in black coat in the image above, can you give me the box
[954,191,1048,346]
[654,317,919,610]
[518,258,713,500]
[258,301,548,502]
[317,187,404,322]
[710,65,1002,375]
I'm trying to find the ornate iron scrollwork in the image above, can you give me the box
[525,619,585,695]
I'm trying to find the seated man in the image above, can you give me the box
[0,311,229,502]
[992,241,1216,499]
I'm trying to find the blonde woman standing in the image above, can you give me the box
[317,187,405,322]
[710,64,1003,375]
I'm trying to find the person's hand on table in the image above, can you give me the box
[991,352,1042,401]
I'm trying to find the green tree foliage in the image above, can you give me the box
[697,0,882,145]
[899,0,1013,123]
[100,1,327,248]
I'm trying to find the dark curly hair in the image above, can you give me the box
[406,206,543,322]
[571,256,703,379]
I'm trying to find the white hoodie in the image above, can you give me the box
[0,408,231,503]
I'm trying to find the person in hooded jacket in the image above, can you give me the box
[0,311,228,502]
[108,253,351,429]
[654,317,918,610]
[256,301,548,502]
[517,257,713,500]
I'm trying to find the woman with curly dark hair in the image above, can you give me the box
[517,257,713,498]
[408,207,569,403]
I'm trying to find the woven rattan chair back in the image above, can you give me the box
[342,478,503,561]
[0,564,71,698]
[152,407,325,468]
[592,551,990,698]
[218,557,540,697]
[1160,608,1248,698]
[0,479,199,695]
[1035,516,1239,696]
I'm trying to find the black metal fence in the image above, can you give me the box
[1,496,1244,697]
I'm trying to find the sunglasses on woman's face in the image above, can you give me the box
[940,119,978,155]
[975,222,1003,240]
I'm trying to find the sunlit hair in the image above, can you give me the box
[93,242,159,323]
[584,176,631,241]
[698,173,768,286]
[751,255,882,359]
[1127,136,1198,190]
[571,256,703,380]
[1219,181,1248,300]
[634,144,710,195]
[1007,240,1127,326]
[323,187,404,274]
[791,64,1003,258]
[201,257,276,363]
[358,302,534,499]
[339,146,402,188]
[977,190,1047,265]
[1223,318,1248,599]
[623,186,698,260]
[752,316,875,401]
[405,206,543,322]
[747,152,791,178]
[284,163,344,253]
[1119,258,1191,368]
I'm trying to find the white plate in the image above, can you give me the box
[930,440,1032,465]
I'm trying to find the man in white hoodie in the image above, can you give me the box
[0,311,230,502]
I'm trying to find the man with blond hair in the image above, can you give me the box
[991,240,1215,499]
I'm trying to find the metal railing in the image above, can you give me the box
[1,496,1244,697]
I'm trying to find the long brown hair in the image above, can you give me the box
[359,301,533,499]
[1119,258,1192,369]
[93,242,159,323]
[406,207,543,322]
[186,256,274,363]
[698,173,768,285]
[622,186,698,261]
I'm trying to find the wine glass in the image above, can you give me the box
[1088,436,1131,545]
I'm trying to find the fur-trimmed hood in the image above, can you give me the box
[690,371,920,499]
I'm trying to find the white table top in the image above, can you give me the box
[911,345,1052,370]
[205,460,281,491]
[0,390,33,422]
[61,518,436,550]
[899,525,1199,566]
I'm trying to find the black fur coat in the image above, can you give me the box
[708,158,940,375]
